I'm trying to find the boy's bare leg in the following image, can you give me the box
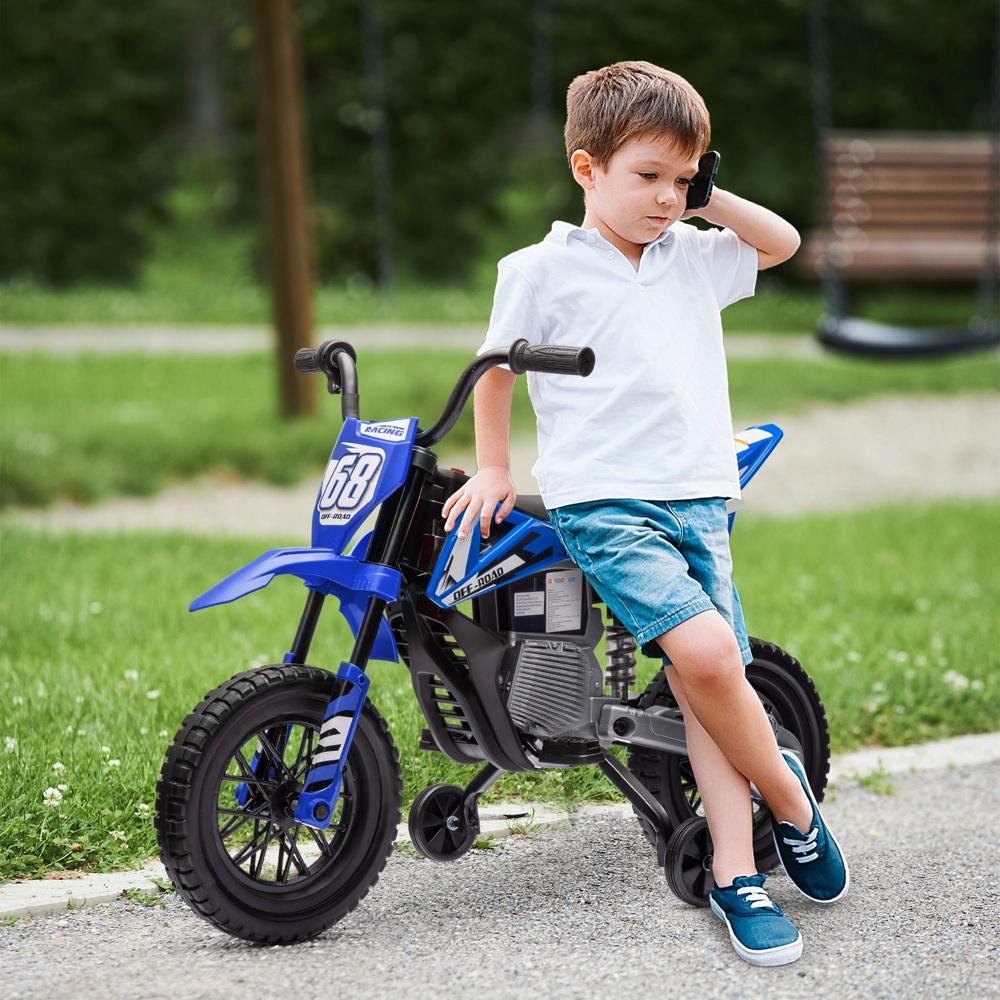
[664,665,756,886]
[655,610,813,832]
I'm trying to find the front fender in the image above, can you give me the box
[190,547,401,662]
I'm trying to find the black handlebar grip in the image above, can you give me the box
[508,339,595,377]
[294,348,321,374]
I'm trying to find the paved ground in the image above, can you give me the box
[1,762,996,1000]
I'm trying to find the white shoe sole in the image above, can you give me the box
[775,749,850,904]
[709,896,803,967]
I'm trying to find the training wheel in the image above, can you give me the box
[665,816,715,907]
[407,783,476,861]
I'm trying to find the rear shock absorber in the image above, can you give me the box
[604,612,637,702]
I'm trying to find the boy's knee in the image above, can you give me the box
[655,611,743,690]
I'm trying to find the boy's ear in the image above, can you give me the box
[570,149,597,190]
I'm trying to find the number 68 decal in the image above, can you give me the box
[318,446,384,511]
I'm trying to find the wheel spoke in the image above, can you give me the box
[258,730,296,783]
[290,726,311,775]
[232,750,279,794]
[287,828,311,877]
[305,823,334,857]
[250,824,275,878]
[231,818,267,867]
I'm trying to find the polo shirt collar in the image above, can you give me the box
[546,220,675,250]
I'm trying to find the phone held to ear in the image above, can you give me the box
[686,150,720,211]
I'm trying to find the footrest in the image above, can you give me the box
[419,728,442,753]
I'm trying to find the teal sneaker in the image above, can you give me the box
[772,749,849,903]
[709,873,803,967]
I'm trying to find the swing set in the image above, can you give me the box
[804,0,1000,357]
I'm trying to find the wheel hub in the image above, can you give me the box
[267,779,303,832]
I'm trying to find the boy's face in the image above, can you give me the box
[571,133,702,248]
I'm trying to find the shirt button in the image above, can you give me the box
[606,250,615,259]
[587,234,597,245]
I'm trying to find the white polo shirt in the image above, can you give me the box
[477,219,758,509]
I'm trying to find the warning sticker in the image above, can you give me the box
[545,571,582,632]
[514,591,545,618]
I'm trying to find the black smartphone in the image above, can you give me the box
[686,150,720,211]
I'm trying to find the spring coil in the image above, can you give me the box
[604,614,637,700]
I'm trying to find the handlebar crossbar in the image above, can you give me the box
[295,337,594,448]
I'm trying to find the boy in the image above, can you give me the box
[441,61,848,967]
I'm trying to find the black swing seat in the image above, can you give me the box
[803,132,1000,358]
[817,316,1000,359]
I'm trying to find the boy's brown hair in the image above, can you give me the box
[564,60,710,167]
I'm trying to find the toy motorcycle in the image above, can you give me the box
[155,339,829,944]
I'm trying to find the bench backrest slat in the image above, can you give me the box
[802,131,1000,280]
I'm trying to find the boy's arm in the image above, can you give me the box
[441,366,518,539]
[473,365,516,470]
[687,188,800,270]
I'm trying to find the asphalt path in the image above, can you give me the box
[1,762,996,1000]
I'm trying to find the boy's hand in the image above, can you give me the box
[441,466,517,540]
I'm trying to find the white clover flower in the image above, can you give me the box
[139,727,149,736]
[107,758,121,768]
[4,736,16,753]
[101,745,111,755]
[51,761,65,774]
[135,803,151,818]
[12,695,24,706]
[36,683,47,698]
[942,669,970,692]
[145,689,160,701]
[57,783,69,792]
[158,730,168,739]
[123,669,139,683]
[109,830,127,841]
[64,725,75,735]
[846,651,862,663]
[872,681,885,693]
[971,679,984,691]
[43,787,63,807]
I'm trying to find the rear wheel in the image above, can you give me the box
[628,637,830,873]
[155,664,401,944]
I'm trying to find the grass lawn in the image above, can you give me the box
[3,349,998,509]
[1,276,984,333]
[2,500,998,881]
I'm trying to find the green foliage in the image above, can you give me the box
[0,0,186,284]
[3,0,994,286]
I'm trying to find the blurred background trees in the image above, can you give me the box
[1,0,996,290]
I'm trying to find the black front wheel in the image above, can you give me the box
[155,664,401,944]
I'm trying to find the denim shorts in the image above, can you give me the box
[547,497,753,668]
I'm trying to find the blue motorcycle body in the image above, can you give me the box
[193,415,782,828]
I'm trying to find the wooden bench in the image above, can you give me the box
[801,131,1000,281]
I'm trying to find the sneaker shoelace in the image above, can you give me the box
[736,886,776,910]
[782,826,820,863]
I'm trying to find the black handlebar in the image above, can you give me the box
[295,337,594,448]
[507,339,595,377]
